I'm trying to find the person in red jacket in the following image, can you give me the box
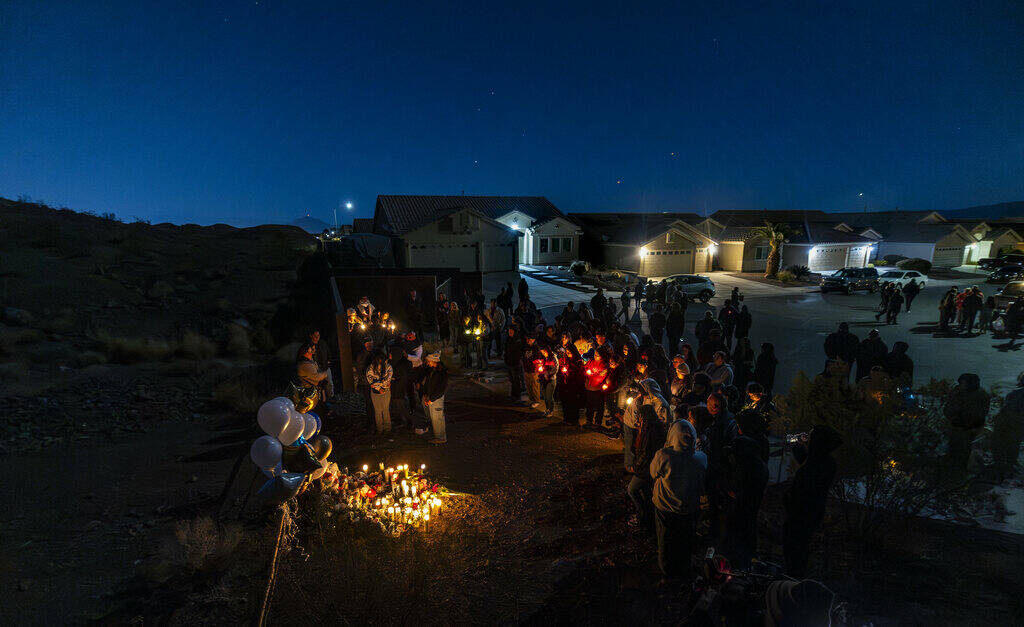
[584,349,611,428]
[537,347,560,417]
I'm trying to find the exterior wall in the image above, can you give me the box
[530,219,579,265]
[598,243,641,272]
[402,213,517,274]
[741,240,770,272]
[991,232,1023,255]
[931,231,970,267]
[780,245,810,270]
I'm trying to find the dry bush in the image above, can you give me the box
[250,324,276,353]
[96,330,173,363]
[173,516,244,575]
[177,330,217,360]
[213,377,260,413]
[225,324,251,356]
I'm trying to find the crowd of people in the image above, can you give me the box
[292,273,1023,596]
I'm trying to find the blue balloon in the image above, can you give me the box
[261,461,283,479]
[308,412,321,438]
[257,472,306,502]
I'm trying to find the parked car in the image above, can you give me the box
[978,254,1024,271]
[989,264,1024,284]
[878,269,927,289]
[820,267,880,294]
[994,281,1024,312]
[664,274,717,302]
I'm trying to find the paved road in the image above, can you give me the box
[526,274,1021,394]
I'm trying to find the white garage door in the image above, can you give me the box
[410,244,478,271]
[846,246,867,268]
[932,246,965,268]
[808,246,849,272]
[695,248,709,273]
[641,249,693,277]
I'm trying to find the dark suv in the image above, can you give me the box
[820,267,880,294]
[978,254,1024,271]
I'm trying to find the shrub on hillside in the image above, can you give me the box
[212,377,260,413]
[96,331,173,363]
[177,330,218,360]
[173,516,244,575]
[896,257,932,273]
[569,260,590,276]
[776,373,982,537]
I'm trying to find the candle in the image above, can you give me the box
[411,484,417,498]
[424,512,430,532]
[401,480,408,496]
[362,464,368,473]
[404,465,410,479]
[420,463,426,473]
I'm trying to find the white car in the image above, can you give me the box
[663,274,717,302]
[878,270,927,289]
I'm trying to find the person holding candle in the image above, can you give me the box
[365,350,394,437]
[416,351,449,444]
[537,347,560,418]
[584,347,611,429]
[522,333,544,409]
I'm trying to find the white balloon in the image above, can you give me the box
[257,398,292,439]
[277,412,305,446]
[301,414,317,440]
[308,463,326,480]
[250,435,283,473]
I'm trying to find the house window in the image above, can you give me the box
[753,245,770,260]
[551,237,560,253]
[539,238,548,253]
[563,237,572,252]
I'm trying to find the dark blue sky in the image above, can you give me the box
[2,1,1023,226]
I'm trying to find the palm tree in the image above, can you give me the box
[750,221,791,278]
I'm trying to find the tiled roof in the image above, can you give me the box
[352,218,374,233]
[374,195,569,235]
[870,222,968,243]
[569,212,705,246]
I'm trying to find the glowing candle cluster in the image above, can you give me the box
[321,461,446,535]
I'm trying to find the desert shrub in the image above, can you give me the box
[177,330,217,359]
[213,377,260,413]
[173,517,244,575]
[569,260,590,276]
[882,254,907,265]
[776,373,981,537]
[896,257,932,273]
[776,270,796,283]
[96,331,173,363]
[225,324,251,356]
[785,264,811,280]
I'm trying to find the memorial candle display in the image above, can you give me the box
[320,460,448,536]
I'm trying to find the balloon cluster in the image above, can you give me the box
[250,397,334,504]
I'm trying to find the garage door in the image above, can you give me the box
[695,248,709,273]
[808,246,849,272]
[641,249,693,277]
[932,246,965,268]
[846,246,867,268]
[410,244,478,271]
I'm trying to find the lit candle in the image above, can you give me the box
[404,465,410,479]
[411,485,417,498]
[420,463,426,473]
[362,464,368,473]
[401,480,408,496]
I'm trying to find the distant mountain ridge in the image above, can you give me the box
[943,201,1024,220]
[289,215,331,233]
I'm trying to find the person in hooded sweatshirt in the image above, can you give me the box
[783,424,843,578]
[725,409,770,568]
[855,329,887,383]
[626,404,668,530]
[650,420,707,579]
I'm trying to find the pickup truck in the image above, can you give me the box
[978,254,1024,271]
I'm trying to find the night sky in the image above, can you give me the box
[2,1,1023,226]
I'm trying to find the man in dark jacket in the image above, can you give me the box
[590,288,607,317]
[959,287,984,333]
[734,305,753,340]
[626,404,667,530]
[649,420,707,578]
[823,322,858,380]
[726,409,770,567]
[518,277,529,303]
[883,341,914,387]
[414,352,449,444]
[504,325,525,402]
[944,373,989,471]
[783,424,843,577]
[648,304,666,349]
[718,300,739,350]
[694,311,722,347]
[705,392,738,540]
[855,329,888,382]
[404,289,424,338]
[902,279,921,311]
[885,289,905,324]
[939,287,958,332]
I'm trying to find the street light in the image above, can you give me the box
[345,201,354,210]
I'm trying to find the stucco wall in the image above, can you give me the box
[718,242,744,271]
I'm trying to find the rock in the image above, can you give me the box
[2,307,33,326]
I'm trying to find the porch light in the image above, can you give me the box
[708,244,718,254]
[639,246,647,256]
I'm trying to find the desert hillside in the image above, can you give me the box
[0,198,317,449]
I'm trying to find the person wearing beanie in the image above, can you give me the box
[649,420,707,579]
[414,351,448,444]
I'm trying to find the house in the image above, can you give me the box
[703,210,875,273]
[944,221,1023,263]
[373,195,522,289]
[352,218,374,233]
[827,211,975,267]
[570,212,718,276]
